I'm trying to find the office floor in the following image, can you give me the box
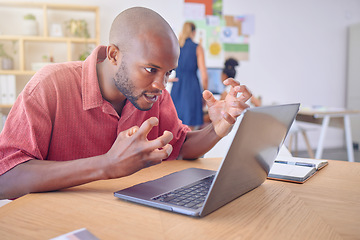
[293,147,360,162]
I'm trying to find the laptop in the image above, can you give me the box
[114,103,300,217]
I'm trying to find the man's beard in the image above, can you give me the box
[113,60,151,111]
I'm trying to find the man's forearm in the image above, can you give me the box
[0,156,106,200]
[179,124,221,160]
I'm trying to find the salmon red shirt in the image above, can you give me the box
[0,46,190,174]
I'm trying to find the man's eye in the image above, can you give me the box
[166,70,174,76]
[145,67,156,73]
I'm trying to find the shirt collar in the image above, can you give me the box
[82,45,107,111]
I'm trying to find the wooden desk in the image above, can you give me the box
[0,158,359,240]
[296,108,360,162]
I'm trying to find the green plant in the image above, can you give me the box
[0,43,14,70]
[24,14,36,20]
[79,50,90,61]
[0,44,11,59]
[79,44,93,61]
[65,19,90,38]
[11,40,17,55]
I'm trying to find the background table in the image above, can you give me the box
[296,107,360,162]
[0,158,359,240]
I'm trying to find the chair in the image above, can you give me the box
[287,121,315,158]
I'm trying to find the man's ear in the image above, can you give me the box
[107,44,120,65]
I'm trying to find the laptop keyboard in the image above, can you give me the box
[151,175,215,209]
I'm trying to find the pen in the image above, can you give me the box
[275,160,315,168]
[295,162,316,167]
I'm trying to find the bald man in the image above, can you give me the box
[0,7,251,200]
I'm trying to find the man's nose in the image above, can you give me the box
[152,75,167,90]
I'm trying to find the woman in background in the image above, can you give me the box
[171,22,208,130]
[220,58,261,107]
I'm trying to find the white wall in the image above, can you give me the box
[8,0,360,150]
[222,0,360,151]
[225,0,360,107]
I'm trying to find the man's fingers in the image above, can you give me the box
[222,111,236,125]
[223,78,238,87]
[238,85,252,102]
[118,120,173,157]
[229,100,250,110]
[142,144,173,168]
[152,144,173,159]
[147,130,173,150]
[126,126,139,137]
[203,90,217,108]
[117,126,139,140]
[162,143,173,157]
[136,117,159,138]
[223,79,252,101]
[119,117,159,140]
[223,78,240,97]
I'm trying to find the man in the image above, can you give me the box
[0,7,251,199]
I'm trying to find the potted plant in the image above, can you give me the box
[22,14,38,36]
[65,19,90,38]
[0,44,13,70]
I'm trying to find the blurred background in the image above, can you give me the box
[1,0,359,160]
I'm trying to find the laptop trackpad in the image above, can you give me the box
[115,168,216,200]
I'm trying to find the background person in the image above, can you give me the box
[170,21,208,130]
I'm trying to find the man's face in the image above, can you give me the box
[113,59,153,111]
[113,34,179,111]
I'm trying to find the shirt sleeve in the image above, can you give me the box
[158,90,191,160]
[0,73,53,175]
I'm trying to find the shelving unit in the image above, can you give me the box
[0,2,100,110]
[0,35,99,75]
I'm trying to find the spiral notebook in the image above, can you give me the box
[268,157,328,183]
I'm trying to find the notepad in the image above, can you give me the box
[268,157,328,183]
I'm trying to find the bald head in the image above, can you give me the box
[109,7,178,54]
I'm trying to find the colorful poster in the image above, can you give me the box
[183,3,205,20]
[221,26,238,43]
[183,0,253,64]
[223,15,254,61]
[184,0,222,16]
[193,19,224,67]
